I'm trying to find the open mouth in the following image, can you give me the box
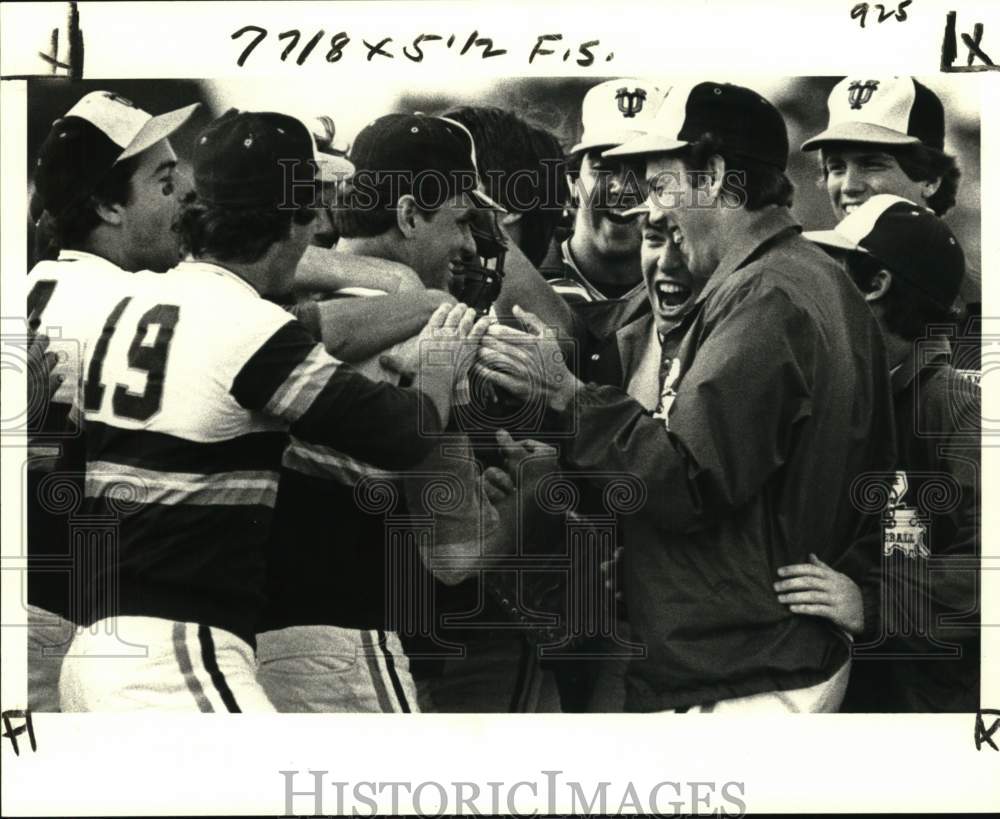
[841,202,864,215]
[653,280,691,310]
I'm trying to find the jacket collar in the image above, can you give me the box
[891,335,952,395]
[694,206,802,307]
[562,239,646,302]
[616,312,654,378]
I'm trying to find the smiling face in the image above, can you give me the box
[645,153,723,284]
[406,191,477,291]
[640,212,699,336]
[571,150,644,261]
[820,145,935,221]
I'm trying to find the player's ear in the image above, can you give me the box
[397,195,421,238]
[564,173,579,211]
[864,268,893,303]
[920,175,942,202]
[93,196,125,227]
[704,154,727,204]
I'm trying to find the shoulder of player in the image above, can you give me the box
[28,254,130,287]
[915,358,981,418]
[707,239,848,329]
[122,265,306,355]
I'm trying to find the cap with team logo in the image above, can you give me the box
[801,76,945,151]
[570,79,667,155]
[347,113,503,211]
[604,81,789,170]
[804,194,964,310]
[35,90,199,216]
[193,109,320,209]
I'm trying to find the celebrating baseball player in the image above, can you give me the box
[801,75,980,374]
[775,195,980,712]
[26,91,199,711]
[542,78,667,304]
[57,109,481,711]
[478,81,897,713]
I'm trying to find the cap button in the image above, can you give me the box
[714,87,722,95]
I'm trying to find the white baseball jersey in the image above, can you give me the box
[76,259,439,645]
[27,250,141,437]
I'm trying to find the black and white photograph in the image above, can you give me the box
[1,1,997,816]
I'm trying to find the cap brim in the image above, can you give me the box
[570,133,641,156]
[802,229,862,252]
[801,122,921,151]
[603,133,689,158]
[118,102,200,161]
[621,203,650,218]
[470,189,507,214]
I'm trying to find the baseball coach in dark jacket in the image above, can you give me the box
[477,81,897,713]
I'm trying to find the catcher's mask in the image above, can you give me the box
[451,205,508,316]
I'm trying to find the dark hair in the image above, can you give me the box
[844,251,959,340]
[329,185,437,239]
[893,143,960,216]
[442,106,568,266]
[48,153,142,249]
[176,196,316,264]
[675,133,795,211]
[818,142,961,216]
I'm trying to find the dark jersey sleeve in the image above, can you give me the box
[230,318,439,469]
[560,281,817,533]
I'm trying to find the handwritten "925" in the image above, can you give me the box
[851,0,912,28]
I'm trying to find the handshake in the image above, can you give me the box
[380,302,581,424]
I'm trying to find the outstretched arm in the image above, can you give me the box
[299,290,456,363]
[294,245,423,294]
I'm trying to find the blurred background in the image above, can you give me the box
[26,75,981,269]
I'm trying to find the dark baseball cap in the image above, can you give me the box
[34,90,199,217]
[801,76,945,151]
[193,109,320,208]
[347,113,502,210]
[804,194,964,310]
[604,81,789,170]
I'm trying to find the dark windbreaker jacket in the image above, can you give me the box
[552,206,897,711]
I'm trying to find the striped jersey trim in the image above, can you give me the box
[173,621,214,713]
[85,422,288,475]
[282,438,393,486]
[86,461,279,507]
[360,629,411,713]
[198,625,242,713]
[264,344,340,422]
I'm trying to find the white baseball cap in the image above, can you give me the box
[801,76,945,151]
[35,90,199,215]
[62,90,200,162]
[570,79,667,155]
